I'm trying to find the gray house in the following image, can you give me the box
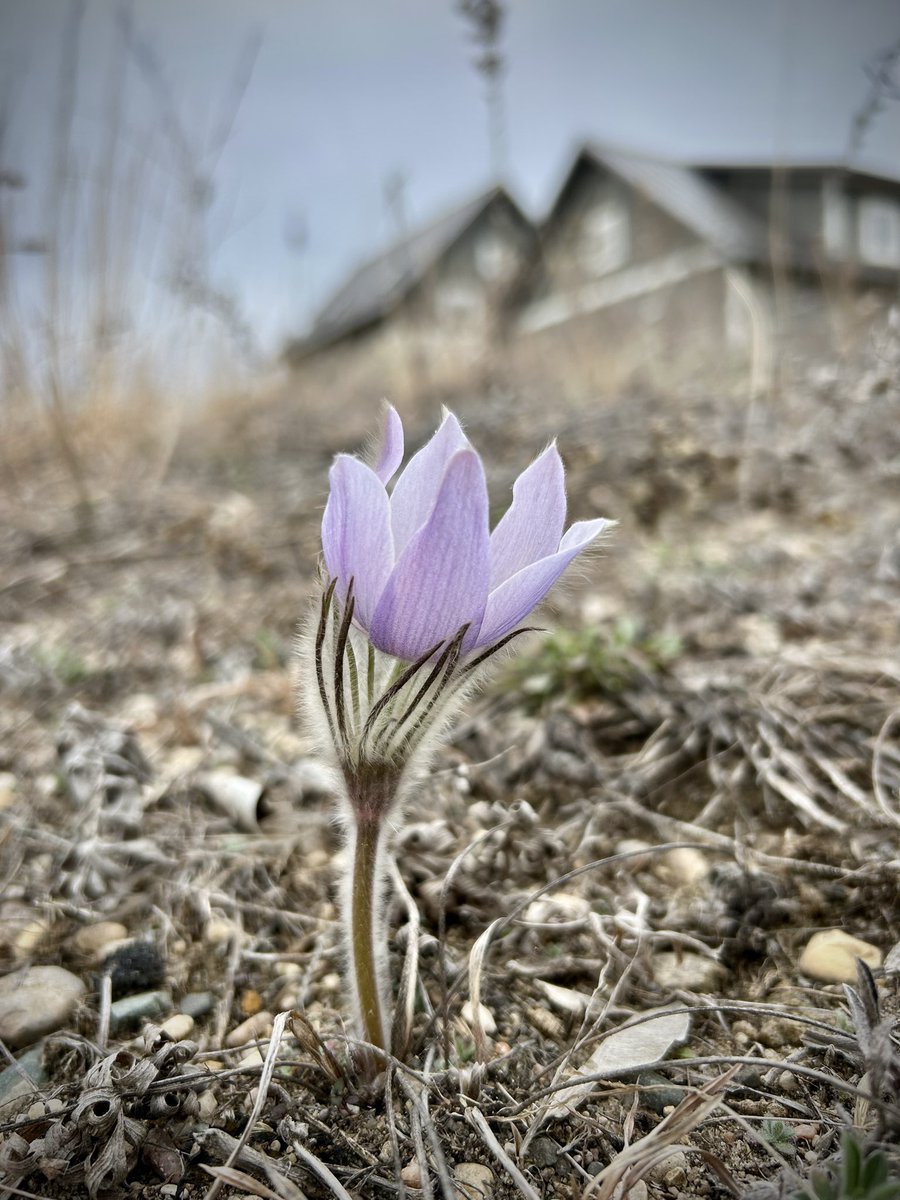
[290,146,900,394]
[286,185,536,384]
[517,144,900,386]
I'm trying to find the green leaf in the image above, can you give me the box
[809,1170,836,1200]
[864,1183,900,1200]
[841,1132,862,1192]
[861,1151,889,1191]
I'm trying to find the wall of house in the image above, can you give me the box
[418,199,537,335]
[511,266,733,396]
[536,162,700,303]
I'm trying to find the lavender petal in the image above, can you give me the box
[321,455,394,625]
[489,442,566,589]
[389,410,471,555]
[475,517,610,647]
[374,403,405,484]
[370,449,490,660]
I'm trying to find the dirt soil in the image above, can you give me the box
[0,360,899,1200]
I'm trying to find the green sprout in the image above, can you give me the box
[762,1118,796,1155]
[791,1132,900,1200]
[510,617,680,708]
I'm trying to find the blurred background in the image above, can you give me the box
[1,0,899,681]
[2,0,900,418]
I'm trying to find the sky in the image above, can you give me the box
[2,0,900,358]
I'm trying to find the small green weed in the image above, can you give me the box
[36,643,90,687]
[510,618,680,708]
[792,1132,900,1200]
[253,627,288,671]
[762,1118,796,1155]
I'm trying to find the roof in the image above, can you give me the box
[305,185,528,350]
[556,143,766,261]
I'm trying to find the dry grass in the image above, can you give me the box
[0,329,899,1198]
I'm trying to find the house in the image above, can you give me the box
[289,146,900,397]
[285,185,536,391]
[517,143,900,388]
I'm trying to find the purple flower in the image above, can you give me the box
[321,407,610,662]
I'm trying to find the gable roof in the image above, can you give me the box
[305,185,530,351]
[549,143,766,262]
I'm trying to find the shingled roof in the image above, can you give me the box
[305,185,529,351]
[551,143,767,262]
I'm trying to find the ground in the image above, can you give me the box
[0,357,898,1199]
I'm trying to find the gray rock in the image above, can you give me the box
[180,991,216,1019]
[0,1043,48,1116]
[0,965,86,1048]
[529,1137,559,1167]
[109,989,172,1031]
[637,1070,689,1114]
[653,951,727,992]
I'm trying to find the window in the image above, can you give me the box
[822,177,849,258]
[474,232,516,283]
[581,198,630,276]
[858,196,900,268]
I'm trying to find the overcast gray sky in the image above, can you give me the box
[3,0,900,355]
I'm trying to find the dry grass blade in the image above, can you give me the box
[466,1106,542,1200]
[582,1066,739,1199]
[203,1009,293,1200]
[873,708,900,826]
[389,859,422,1062]
[291,1144,356,1200]
[468,918,502,1064]
[288,1010,347,1084]
[400,1073,456,1200]
[201,1164,309,1200]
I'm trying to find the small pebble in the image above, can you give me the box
[524,893,590,923]
[529,1137,559,1167]
[798,929,882,983]
[648,1149,687,1187]
[160,1013,195,1041]
[400,1160,422,1188]
[637,1071,689,1114]
[0,1044,48,1116]
[276,961,302,979]
[240,988,263,1016]
[226,1011,274,1048]
[109,989,172,1031]
[276,987,298,1010]
[453,1162,493,1200]
[0,772,17,810]
[462,1000,496,1035]
[205,919,239,945]
[653,951,726,992]
[239,1047,265,1068]
[181,991,216,1019]
[13,919,49,957]
[73,921,128,961]
[0,966,85,1048]
[653,846,709,886]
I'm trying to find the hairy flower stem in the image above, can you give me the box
[349,816,386,1054]
[340,761,402,1061]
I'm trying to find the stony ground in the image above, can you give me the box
[0,355,899,1200]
